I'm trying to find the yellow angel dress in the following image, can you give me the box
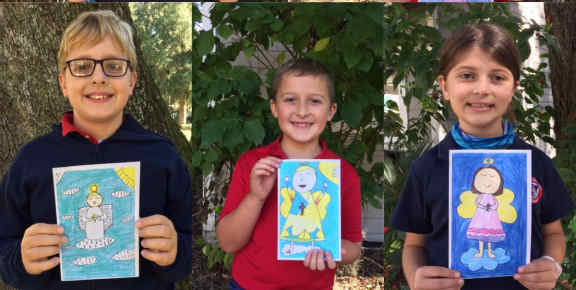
[279,188,330,242]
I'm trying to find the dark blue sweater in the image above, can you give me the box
[0,115,193,290]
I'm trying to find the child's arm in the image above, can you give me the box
[217,157,282,253]
[514,219,565,289]
[403,232,463,290]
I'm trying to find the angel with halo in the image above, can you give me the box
[76,184,114,249]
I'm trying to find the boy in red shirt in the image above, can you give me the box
[217,59,362,289]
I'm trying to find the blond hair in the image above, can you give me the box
[58,10,137,74]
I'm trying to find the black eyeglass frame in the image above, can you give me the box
[65,58,132,77]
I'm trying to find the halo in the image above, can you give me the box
[483,157,494,165]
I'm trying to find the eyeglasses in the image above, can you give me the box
[65,58,131,77]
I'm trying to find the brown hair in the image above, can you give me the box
[438,23,520,82]
[471,166,504,196]
[272,58,335,103]
[58,10,137,74]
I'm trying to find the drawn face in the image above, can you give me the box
[292,168,316,193]
[87,195,102,207]
[473,167,502,195]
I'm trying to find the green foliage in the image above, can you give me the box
[192,3,385,222]
[196,237,234,271]
[131,3,192,119]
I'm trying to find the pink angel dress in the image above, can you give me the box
[466,193,505,242]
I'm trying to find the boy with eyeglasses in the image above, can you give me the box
[0,10,193,289]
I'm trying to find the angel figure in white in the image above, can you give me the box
[76,184,114,249]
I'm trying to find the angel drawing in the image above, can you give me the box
[76,184,114,249]
[457,158,517,259]
[279,163,335,255]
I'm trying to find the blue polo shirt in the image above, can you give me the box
[392,133,573,289]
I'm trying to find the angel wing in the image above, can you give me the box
[457,190,477,218]
[280,188,296,218]
[78,207,89,231]
[101,204,113,229]
[497,188,517,224]
[311,191,330,220]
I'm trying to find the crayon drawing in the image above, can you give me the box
[53,162,140,281]
[449,150,531,279]
[277,159,341,261]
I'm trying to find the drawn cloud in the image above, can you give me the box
[460,247,510,271]
[112,191,131,198]
[112,249,136,261]
[72,256,96,266]
[121,216,133,223]
[281,244,321,256]
[61,215,74,221]
[62,188,79,196]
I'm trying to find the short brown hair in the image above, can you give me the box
[58,10,137,74]
[272,59,335,102]
[438,23,520,82]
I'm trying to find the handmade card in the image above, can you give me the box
[53,162,140,281]
[449,150,531,279]
[277,159,341,261]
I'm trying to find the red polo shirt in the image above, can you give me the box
[61,113,99,144]
[219,137,362,290]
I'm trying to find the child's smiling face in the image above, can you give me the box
[58,36,137,133]
[292,167,316,193]
[474,167,502,195]
[438,46,516,138]
[271,73,336,153]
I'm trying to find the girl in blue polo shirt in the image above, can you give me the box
[392,23,573,290]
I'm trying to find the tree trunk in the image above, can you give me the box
[0,3,203,288]
[544,3,576,149]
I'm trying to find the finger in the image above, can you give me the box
[140,249,174,266]
[515,271,557,283]
[24,224,64,236]
[259,157,282,167]
[136,215,172,228]
[23,246,60,261]
[418,278,463,290]
[252,167,276,177]
[518,260,555,273]
[141,238,175,252]
[303,250,313,269]
[419,266,461,279]
[254,159,281,172]
[325,251,337,270]
[138,224,175,238]
[23,234,67,248]
[313,250,325,271]
[25,256,60,275]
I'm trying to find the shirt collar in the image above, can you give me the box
[268,135,329,159]
[61,112,99,144]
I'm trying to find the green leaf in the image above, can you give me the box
[201,119,223,146]
[196,31,214,57]
[340,101,363,128]
[191,151,203,166]
[245,46,255,59]
[217,24,233,39]
[271,18,284,32]
[244,119,266,145]
[314,37,330,52]
[344,47,362,69]
[277,51,286,65]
